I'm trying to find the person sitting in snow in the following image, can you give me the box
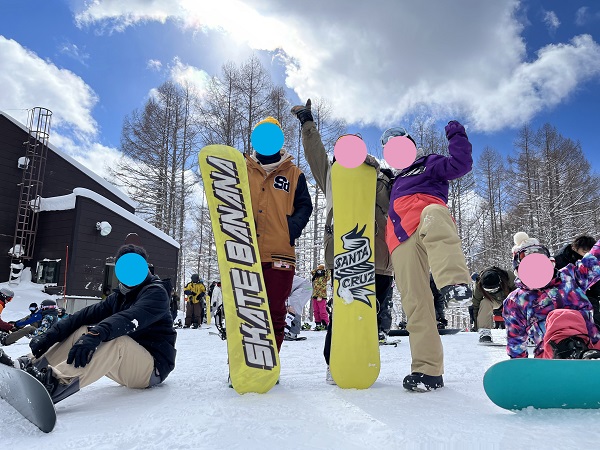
[503,232,600,359]
[0,244,177,404]
[1,299,59,346]
[0,287,16,347]
[12,302,42,329]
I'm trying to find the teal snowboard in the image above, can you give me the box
[483,359,600,410]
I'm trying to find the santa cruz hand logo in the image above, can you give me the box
[333,224,375,307]
[273,175,290,192]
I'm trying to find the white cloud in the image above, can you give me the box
[542,10,560,32]
[73,0,600,132]
[50,132,123,182]
[168,57,211,96]
[575,7,589,26]
[147,59,162,71]
[0,36,98,137]
[59,41,90,66]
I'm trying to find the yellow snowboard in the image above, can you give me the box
[199,144,280,394]
[330,162,379,389]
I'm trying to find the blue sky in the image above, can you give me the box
[1,0,599,178]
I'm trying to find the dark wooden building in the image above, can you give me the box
[0,110,179,300]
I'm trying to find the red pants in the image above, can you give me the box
[262,263,294,351]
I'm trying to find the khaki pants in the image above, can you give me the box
[476,298,503,330]
[4,325,36,346]
[39,326,155,389]
[391,204,470,376]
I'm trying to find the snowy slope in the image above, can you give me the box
[2,281,599,449]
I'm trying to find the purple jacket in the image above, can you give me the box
[386,121,473,253]
[503,240,600,358]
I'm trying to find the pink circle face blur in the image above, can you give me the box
[383,136,417,170]
[334,135,367,168]
[518,253,554,289]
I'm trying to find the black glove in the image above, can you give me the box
[67,330,102,368]
[30,333,58,358]
[290,99,314,125]
[184,289,193,296]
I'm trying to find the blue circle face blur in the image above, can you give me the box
[115,253,148,287]
[251,123,284,156]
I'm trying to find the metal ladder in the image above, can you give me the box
[9,107,52,285]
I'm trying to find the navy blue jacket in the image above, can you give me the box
[47,275,176,382]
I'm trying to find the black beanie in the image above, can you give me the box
[481,271,501,290]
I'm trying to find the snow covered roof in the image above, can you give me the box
[38,187,180,248]
[0,110,136,209]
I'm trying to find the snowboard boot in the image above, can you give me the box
[325,366,336,385]
[439,284,472,306]
[0,348,14,367]
[550,336,589,359]
[24,364,79,404]
[479,329,492,343]
[0,331,8,346]
[582,350,600,359]
[403,372,444,392]
[378,331,388,344]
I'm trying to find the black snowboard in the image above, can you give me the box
[388,328,462,337]
[0,363,56,433]
[284,335,307,341]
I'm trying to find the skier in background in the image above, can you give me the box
[384,120,473,392]
[291,99,395,382]
[11,302,42,329]
[183,274,206,328]
[504,232,600,359]
[285,275,312,341]
[311,264,330,330]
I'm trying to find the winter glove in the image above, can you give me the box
[67,330,102,368]
[290,99,314,125]
[29,332,59,358]
[445,120,467,141]
[184,289,193,296]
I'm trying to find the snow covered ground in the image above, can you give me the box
[2,281,600,449]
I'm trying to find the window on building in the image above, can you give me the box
[36,259,61,284]
[102,258,118,297]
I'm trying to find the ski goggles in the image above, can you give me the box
[335,133,363,143]
[513,244,551,269]
[380,127,410,146]
[483,286,501,294]
[29,307,37,312]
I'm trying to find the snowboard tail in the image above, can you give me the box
[199,145,280,394]
[483,359,600,410]
[0,363,56,432]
